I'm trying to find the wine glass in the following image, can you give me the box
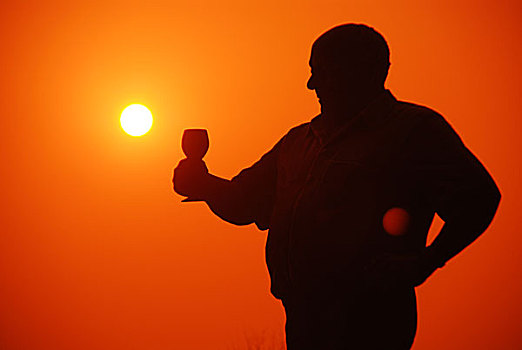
[182,129,209,160]
[180,129,209,202]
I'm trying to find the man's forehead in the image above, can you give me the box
[309,46,322,66]
[309,46,332,67]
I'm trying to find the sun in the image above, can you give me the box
[120,104,153,136]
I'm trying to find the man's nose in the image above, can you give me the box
[307,75,315,90]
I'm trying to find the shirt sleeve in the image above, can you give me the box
[405,110,501,266]
[409,112,500,222]
[229,138,282,230]
[206,137,282,230]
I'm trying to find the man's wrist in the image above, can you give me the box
[199,173,230,202]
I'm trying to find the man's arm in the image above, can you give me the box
[409,112,501,284]
[173,138,282,230]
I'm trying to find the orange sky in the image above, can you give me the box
[1,0,521,349]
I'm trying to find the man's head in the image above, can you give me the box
[307,23,390,109]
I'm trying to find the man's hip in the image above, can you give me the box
[281,287,417,350]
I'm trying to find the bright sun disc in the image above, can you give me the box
[120,104,153,136]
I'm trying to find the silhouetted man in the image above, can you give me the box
[173,24,501,349]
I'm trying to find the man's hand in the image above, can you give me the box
[173,158,210,199]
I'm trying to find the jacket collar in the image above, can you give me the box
[309,89,397,147]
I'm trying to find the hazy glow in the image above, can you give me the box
[120,104,153,136]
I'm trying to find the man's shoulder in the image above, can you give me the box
[288,120,313,134]
[279,121,313,143]
[392,98,464,149]
[392,99,455,134]
[394,99,443,121]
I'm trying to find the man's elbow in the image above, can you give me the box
[492,184,501,210]
[452,181,501,232]
[483,174,501,212]
[487,182,501,220]
[474,181,501,232]
[207,205,255,227]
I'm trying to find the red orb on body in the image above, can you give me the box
[383,207,411,236]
